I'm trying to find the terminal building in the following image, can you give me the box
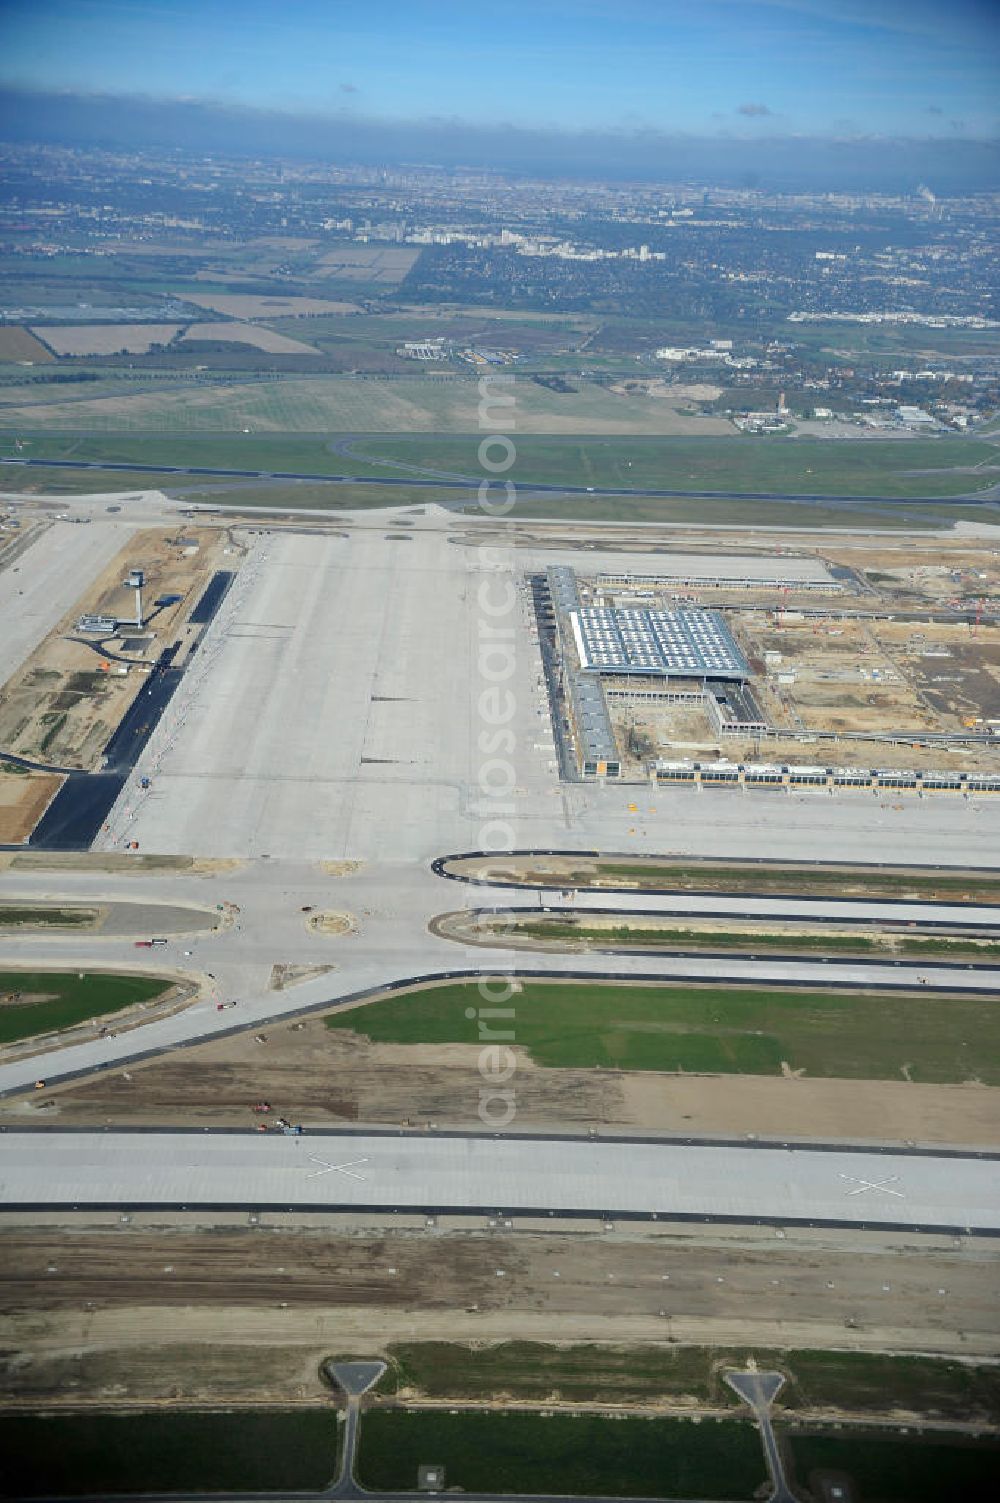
[595,561,840,592]
[541,567,763,778]
[570,606,750,682]
[543,567,621,779]
[539,568,997,794]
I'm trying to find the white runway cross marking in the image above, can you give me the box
[305,1155,369,1181]
[839,1172,904,1198]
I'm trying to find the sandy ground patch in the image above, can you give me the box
[270,964,336,991]
[178,293,361,319]
[670,382,725,402]
[0,327,54,363]
[609,378,724,405]
[307,911,356,935]
[179,322,321,355]
[0,525,231,770]
[32,325,183,356]
[0,771,63,843]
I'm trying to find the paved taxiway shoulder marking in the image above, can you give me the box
[306,1155,369,1181]
[840,1172,904,1198]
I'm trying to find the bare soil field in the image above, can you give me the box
[0,771,62,843]
[180,293,361,319]
[313,246,420,283]
[178,322,321,355]
[447,854,1000,904]
[2,1220,996,1405]
[609,378,725,406]
[0,327,54,363]
[10,1018,999,1149]
[32,325,183,356]
[720,612,1000,770]
[0,852,234,873]
[822,540,1000,602]
[0,525,230,769]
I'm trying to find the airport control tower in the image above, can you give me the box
[123,568,145,628]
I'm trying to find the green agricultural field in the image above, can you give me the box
[266,308,593,350]
[0,1411,340,1497]
[357,1409,763,1499]
[324,978,1000,1083]
[370,1342,1000,1423]
[177,480,467,510]
[0,371,732,435]
[783,322,1000,360]
[505,494,990,528]
[0,430,387,476]
[0,376,159,406]
[786,1430,1000,1503]
[0,464,212,495]
[351,432,1000,496]
[0,971,171,1045]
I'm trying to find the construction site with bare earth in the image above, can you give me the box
[0,464,999,1503]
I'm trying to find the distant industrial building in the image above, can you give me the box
[397,338,449,361]
[897,404,936,427]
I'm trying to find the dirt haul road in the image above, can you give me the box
[3,1219,999,1408]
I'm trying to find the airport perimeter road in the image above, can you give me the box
[1,1130,997,1233]
[1,856,1000,1098]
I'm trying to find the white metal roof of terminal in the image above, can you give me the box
[572,606,749,679]
[594,553,834,584]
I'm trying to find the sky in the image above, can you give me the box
[2,0,998,137]
[0,0,998,185]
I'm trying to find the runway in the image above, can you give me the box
[1,1129,996,1234]
[2,455,987,506]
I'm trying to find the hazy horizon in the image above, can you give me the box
[2,85,998,193]
[1,0,997,191]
